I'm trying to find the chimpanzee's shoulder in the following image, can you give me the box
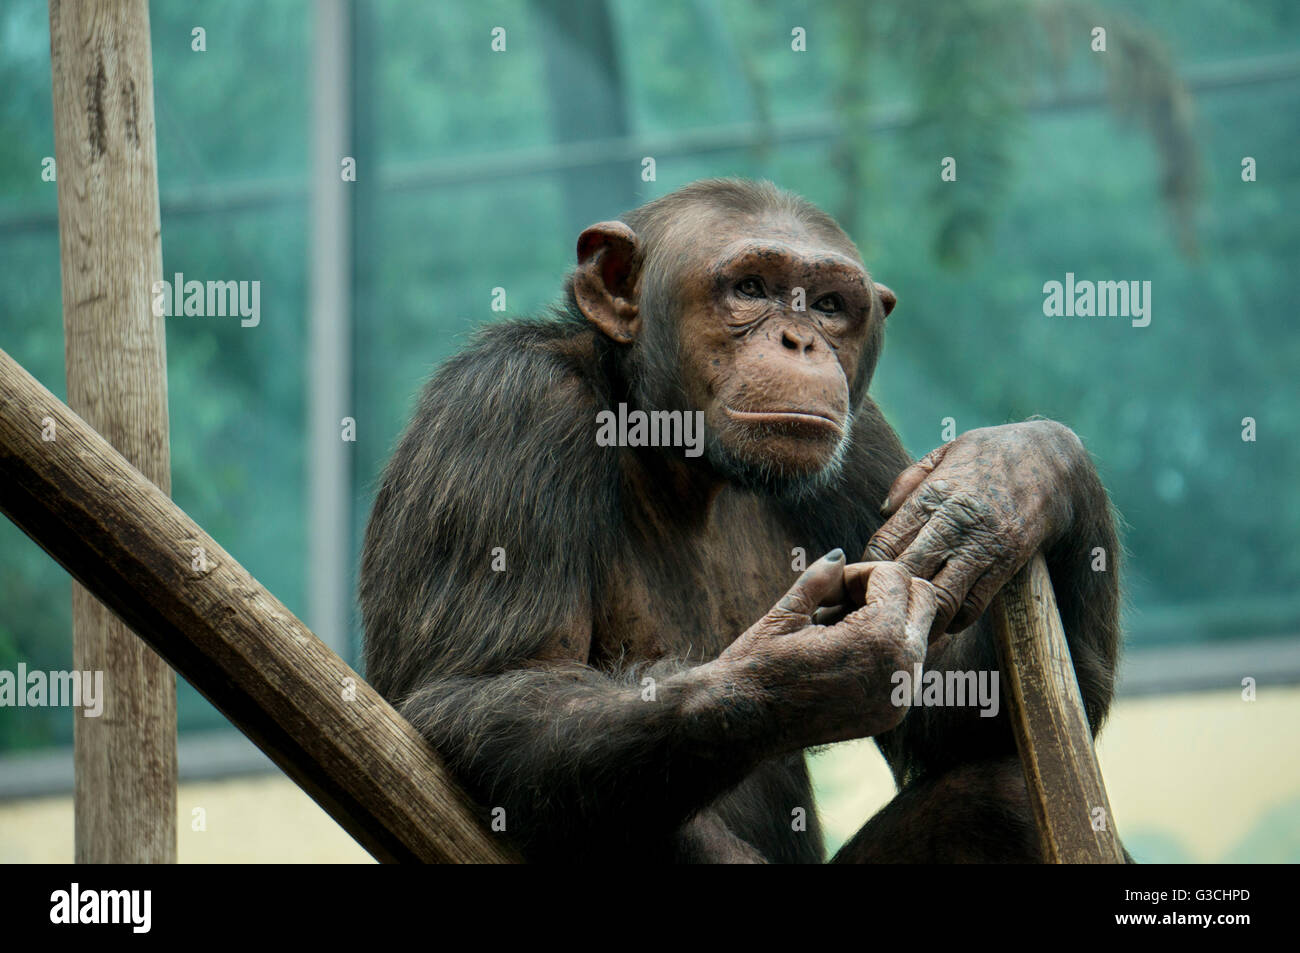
[434,316,608,415]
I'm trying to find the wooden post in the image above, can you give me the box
[0,348,516,863]
[48,0,176,862]
[989,553,1126,863]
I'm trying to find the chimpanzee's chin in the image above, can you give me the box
[704,439,845,502]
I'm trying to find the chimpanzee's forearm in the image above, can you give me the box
[399,659,767,862]
[1040,456,1122,733]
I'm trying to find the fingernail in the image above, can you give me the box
[880,496,892,514]
[826,548,844,562]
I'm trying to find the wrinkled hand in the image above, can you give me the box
[866,421,1087,636]
[714,551,938,750]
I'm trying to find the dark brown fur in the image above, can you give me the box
[360,179,1122,862]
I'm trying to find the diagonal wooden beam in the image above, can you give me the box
[0,346,516,864]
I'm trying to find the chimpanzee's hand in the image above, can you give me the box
[711,551,938,751]
[866,420,1088,636]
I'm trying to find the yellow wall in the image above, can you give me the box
[813,685,1300,863]
[2,686,1297,863]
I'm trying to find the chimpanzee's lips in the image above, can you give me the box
[724,406,843,433]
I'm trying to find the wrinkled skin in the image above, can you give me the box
[869,421,1088,637]
[574,208,890,490]
[708,558,938,753]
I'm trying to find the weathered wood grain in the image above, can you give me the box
[49,0,176,863]
[990,553,1125,863]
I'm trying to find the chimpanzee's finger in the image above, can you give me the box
[842,560,892,607]
[881,444,952,516]
[923,553,988,638]
[865,479,951,562]
[771,549,847,619]
[895,489,1001,581]
[947,555,1020,632]
[905,578,941,649]
[891,511,964,580]
[834,561,909,642]
[812,604,848,626]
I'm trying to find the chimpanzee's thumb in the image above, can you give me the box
[759,549,847,633]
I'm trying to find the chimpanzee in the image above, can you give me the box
[360,179,1122,863]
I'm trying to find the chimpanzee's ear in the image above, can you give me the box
[574,221,643,344]
[874,282,897,318]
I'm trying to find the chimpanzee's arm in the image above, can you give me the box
[398,660,767,861]
[359,329,752,860]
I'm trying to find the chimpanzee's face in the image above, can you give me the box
[668,212,888,493]
[574,203,894,496]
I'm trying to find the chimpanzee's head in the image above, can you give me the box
[571,179,895,496]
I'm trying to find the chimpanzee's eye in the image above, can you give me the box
[736,277,766,299]
[812,294,843,315]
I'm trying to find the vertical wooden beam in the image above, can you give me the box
[48,0,177,862]
[990,554,1126,863]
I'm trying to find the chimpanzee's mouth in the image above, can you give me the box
[723,406,842,433]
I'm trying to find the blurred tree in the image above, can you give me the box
[763,0,1204,262]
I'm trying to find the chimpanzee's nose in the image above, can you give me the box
[781,326,815,354]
